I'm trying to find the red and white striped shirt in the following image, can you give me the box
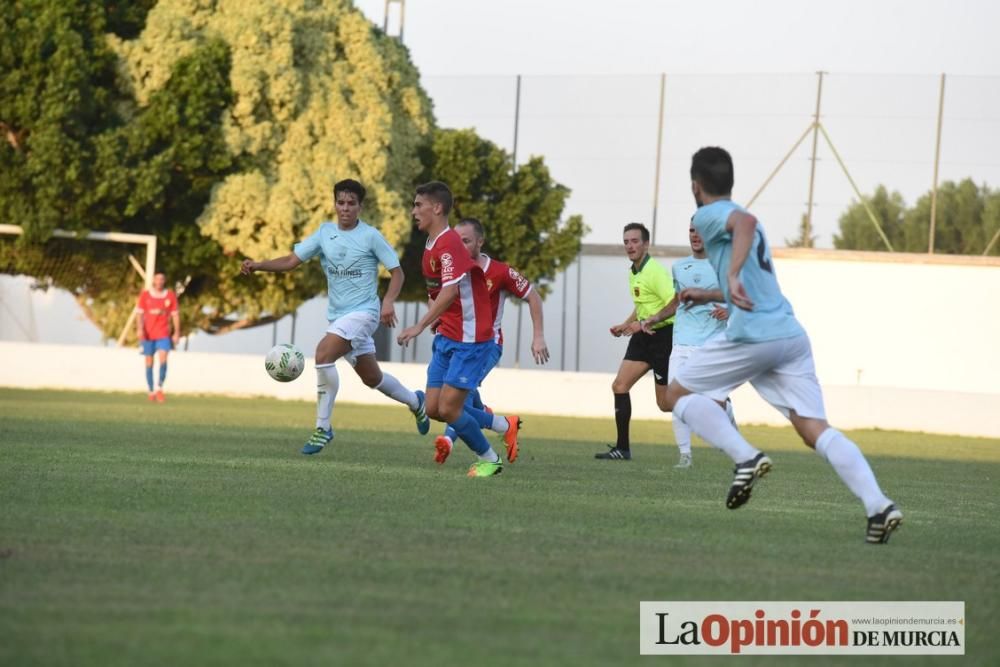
[422,228,494,343]
[480,255,532,345]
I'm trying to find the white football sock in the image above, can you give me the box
[490,414,509,434]
[375,372,419,410]
[672,414,692,456]
[316,363,339,430]
[673,394,759,463]
[815,428,892,516]
[478,447,501,463]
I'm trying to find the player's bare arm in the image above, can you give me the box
[677,287,725,307]
[171,310,181,345]
[724,210,757,311]
[380,266,404,328]
[397,281,460,346]
[525,290,549,364]
[639,295,679,334]
[610,309,637,337]
[240,253,302,275]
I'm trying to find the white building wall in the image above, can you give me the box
[2,250,998,437]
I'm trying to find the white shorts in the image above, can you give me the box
[667,344,697,385]
[326,311,379,365]
[675,332,827,420]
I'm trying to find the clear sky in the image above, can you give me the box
[356,0,1000,249]
[356,0,998,76]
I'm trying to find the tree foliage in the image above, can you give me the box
[1,0,237,339]
[833,185,907,251]
[397,129,587,300]
[110,0,434,329]
[1,1,236,339]
[903,180,1000,255]
[2,1,588,340]
[834,180,1000,255]
[0,1,123,240]
[784,214,817,248]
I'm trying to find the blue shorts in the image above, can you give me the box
[427,335,496,390]
[480,343,502,386]
[141,337,173,356]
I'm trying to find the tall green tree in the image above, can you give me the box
[3,1,588,340]
[0,1,123,240]
[1,1,238,339]
[833,185,906,252]
[902,179,1000,255]
[111,0,435,330]
[397,128,587,300]
[834,180,1000,255]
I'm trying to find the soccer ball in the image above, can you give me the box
[264,343,306,382]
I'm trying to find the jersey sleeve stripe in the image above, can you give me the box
[441,272,468,288]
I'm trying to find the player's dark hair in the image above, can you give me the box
[623,222,650,243]
[415,181,453,216]
[457,217,485,240]
[690,147,734,196]
[334,179,366,204]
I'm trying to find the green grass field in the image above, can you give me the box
[1,388,998,666]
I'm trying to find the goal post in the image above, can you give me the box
[0,224,157,346]
[0,224,157,289]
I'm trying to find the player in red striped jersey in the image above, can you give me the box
[135,272,180,402]
[397,182,518,478]
[433,217,550,461]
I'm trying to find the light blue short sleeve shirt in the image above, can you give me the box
[692,200,804,342]
[671,255,727,346]
[294,220,400,322]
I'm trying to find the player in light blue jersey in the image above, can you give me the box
[642,222,732,468]
[660,147,902,544]
[241,179,430,455]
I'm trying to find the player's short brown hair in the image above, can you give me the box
[415,181,453,216]
[623,222,650,242]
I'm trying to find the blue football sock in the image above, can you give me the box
[450,410,491,456]
[145,367,154,392]
[470,389,484,410]
[464,405,494,430]
[158,362,168,387]
[444,425,458,442]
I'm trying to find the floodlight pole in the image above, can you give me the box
[574,257,582,371]
[512,73,524,367]
[651,73,666,244]
[805,71,825,245]
[512,74,522,169]
[929,73,946,254]
[383,0,405,40]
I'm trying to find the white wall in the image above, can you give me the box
[3,250,999,438]
[0,340,997,438]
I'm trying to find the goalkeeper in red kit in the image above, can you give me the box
[135,272,180,402]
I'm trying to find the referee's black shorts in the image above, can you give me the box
[623,323,673,385]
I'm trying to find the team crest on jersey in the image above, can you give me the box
[165,299,171,306]
[429,256,438,272]
[440,253,455,280]
[486,278,494,292]
[693,275,702,284]
[633,286,640,297]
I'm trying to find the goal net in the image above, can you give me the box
[0,225,156,345]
